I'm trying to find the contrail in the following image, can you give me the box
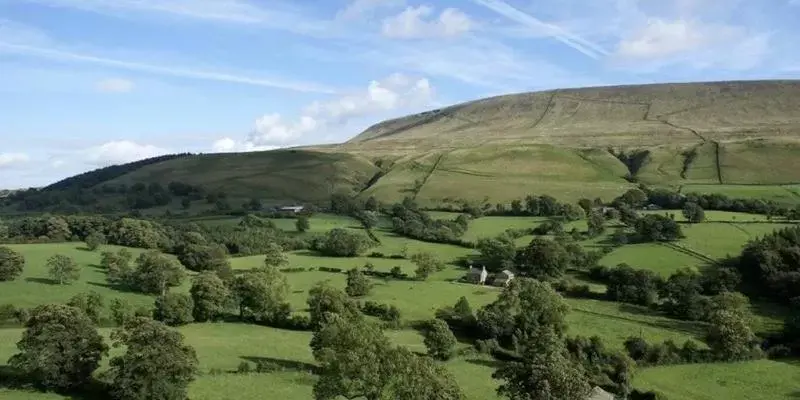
[472,0,609,59]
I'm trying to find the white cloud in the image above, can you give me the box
[84,140,169,166]
[245,73,434,146]
[211,137,278,153]
[382,6,473,39]
[95,78,135,93]
[612,18,771,71]
[0,153,30,169]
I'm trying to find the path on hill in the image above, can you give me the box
[412,153,446,200]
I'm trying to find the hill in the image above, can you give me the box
[5,80,800,211]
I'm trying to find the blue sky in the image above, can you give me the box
[1,0,799,188]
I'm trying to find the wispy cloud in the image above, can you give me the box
[471,0,608,59]
[0,42,337,93]
[95,78,135,93]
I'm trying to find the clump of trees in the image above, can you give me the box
[389,199,470,245]
[311,228,373,257]
[422,318,457,360]
[736,225,800,303]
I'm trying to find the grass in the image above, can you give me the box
[681,184,800,205]
[600,243,704,276]
[634,359,800,400]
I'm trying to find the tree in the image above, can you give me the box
[346,268,372,297]
[8,304,108,390]
[423,319,457,360]
[130,251,185,295]
[634,214,683,242]
[110,298,136,326]
[494,329,591,400]
[231,267,290,323]
[84,231,106,251]
[0,218,8,241]
[263,242,289,268]
[578,198,594,214]
[46,216,71,240]
[516,238,569,280]
[706,309,758,361]
[586,211,606,237]
[153,293,194,326]
[180,198,191,210]
[412,252,444,280]
[296,216,311,232]
[313,228,372,257]
[477,236,517,270]
[356,211,379,229]
[108,317,198,400]
[616,188,648,208]
[0,246,24,281]
[682,202,706,223]
[102,249,134,286]
[307,282,361,329]
[190,271,230,322]
[67,291,104,324]
[47,254,80,285]
[177,243,230,273]
[477,278,569,345]
[310,314,464,400]
[364,196,379,212]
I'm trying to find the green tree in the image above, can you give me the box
[412,252,444,280]
[477,236,517,270]
[516,238,569,280]
[314,228,372,257]
[153,293,194,326]
[296,216,311,232]
[0,218,8,241]
[46,216,71,241]
[190,271,230,322]
[110,298,136,326]
[706,309,758,361]
[682,202,706,223]
[263,242,289,268]
[84,231,106,251]
[634,214,683,242]
[477,278,569,344]
[586,211,606,237]
[578,198,594,214]
[345,268,372,297]
[616,188,648,208]
[357,210,379,229]
[180,198,191,210]
[108,317,198,400]
[0,246,25,281]
[67,291,104,324]
[307,282,361,329]
[231,267,290,323]
[130,251,185,295]
[177,243,230,273]
[494,329,591,400]
[102,249,134,286]
[423,319,457,360]
[47,254,80,285]
[8,304,108,390]
[310,314,464,400]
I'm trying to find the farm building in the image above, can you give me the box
[465,266,488,285]
[493,270,515,287]
[279,205,305,213]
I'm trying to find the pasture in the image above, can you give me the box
[0,210,797,400]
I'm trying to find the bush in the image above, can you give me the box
[153,293,194,326]
[368,252,385,258]
[312,228,373,257]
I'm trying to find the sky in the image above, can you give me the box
[1,0,799,188]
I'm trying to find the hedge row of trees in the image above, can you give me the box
[389,199,471,245]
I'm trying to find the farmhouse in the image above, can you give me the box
[279,205,305,213]
[493,270,515,287]
[465,265,488,285]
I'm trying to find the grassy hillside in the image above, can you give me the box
[8,80,800,209]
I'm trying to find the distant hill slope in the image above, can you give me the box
[348,80,800,148]
[9,80,800,210]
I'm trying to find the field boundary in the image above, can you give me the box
[659,242,717,264]
[412,152,446,200]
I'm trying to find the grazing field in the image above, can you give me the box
[634,360,800,400]
[600,243,704,276]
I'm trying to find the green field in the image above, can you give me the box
[1,209,798,400]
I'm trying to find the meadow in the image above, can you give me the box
[0,210,798,400]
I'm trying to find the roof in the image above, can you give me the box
[587,386,615,400]
[499,270,515,277]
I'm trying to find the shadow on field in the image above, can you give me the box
[74,246,93,252]
[0,365,109,399]
[86,281,139,294]
[788,390,800,399]
[240,356,320,374]
[24,277,59,285]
